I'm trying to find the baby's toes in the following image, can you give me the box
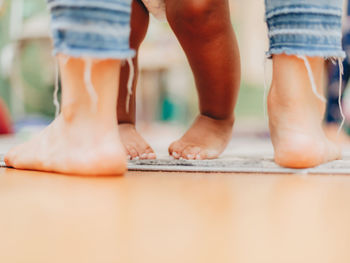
[196,149,220,160]
[168,141,185,159]
[182,146,202,160]
[125,145,139,160]
[143,147,156,160]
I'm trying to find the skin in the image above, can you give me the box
[5,56,127,176]
[118,0,241,160]
[268,54,341,168]
[324,124,350,145]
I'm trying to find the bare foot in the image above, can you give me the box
[268,54,341,168]
[5,116,126,175]
[168,115,233,160]
[119,124,156,160]
[5,56,127,176]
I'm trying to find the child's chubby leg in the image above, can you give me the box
[117,0,156,160]
[165,0,241,160]
[268,54,341,168]
[5,56,127,175]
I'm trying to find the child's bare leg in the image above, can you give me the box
[268,55,340,168]
[166,0,240,160]
[5,56,127,175]
[118,0,155,160]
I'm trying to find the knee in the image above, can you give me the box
[166,0,217,32]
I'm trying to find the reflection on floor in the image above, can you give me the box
[1,168,350,263]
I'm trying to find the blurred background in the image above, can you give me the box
[0,0,300,141]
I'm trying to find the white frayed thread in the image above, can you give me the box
[297,55,327,103]
[263,56,269,119]
[126,57,134,113]
[53,55,70,118]
[84,58,98,111]
[53,58,60,117]
[337,57,345,134]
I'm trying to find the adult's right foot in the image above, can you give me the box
[268,54,341,168]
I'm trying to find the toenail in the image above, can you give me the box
[140,153,147,159]
[127,155,131,160]
[134,156,140,161]
[148,153,156,159]
[196,154,201,160]
[172,152,179,158]
[187,154,194,159]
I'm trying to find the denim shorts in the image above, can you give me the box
[265,0,345,58]
[47,0,135,59]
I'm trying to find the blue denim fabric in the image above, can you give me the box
[265,0,345,58]
[47,0,135,59]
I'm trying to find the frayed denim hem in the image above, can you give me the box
[266,48,346,59]
[47,0,132,13]
[52,48,135,60]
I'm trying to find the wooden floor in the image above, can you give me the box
[1,167,350,263]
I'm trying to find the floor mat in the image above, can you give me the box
[127,156,350,174]
[2,154,350,174]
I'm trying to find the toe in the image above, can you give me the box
[147,152,156,159]
[125,145,139,160]
[196,149,220,160]
[4,146,20,168]
[168,141,184,159]
[144,147,156,160]
[139,145,155,160]
[182,146,202,160]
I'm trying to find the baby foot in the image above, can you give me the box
[168,115,233,160]
[119,123,156,160]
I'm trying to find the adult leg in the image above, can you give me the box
[5,0,134,175]
[117,0,156,160]
[166,0,241,160]
[265,0,344,168]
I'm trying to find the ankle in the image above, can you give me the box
[200,113,235,126]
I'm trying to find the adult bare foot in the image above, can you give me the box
[119,123,156,160]
[268,54,341,168]
[5,116,126,175]
[5,56,127,176]
[168,115,233,160]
